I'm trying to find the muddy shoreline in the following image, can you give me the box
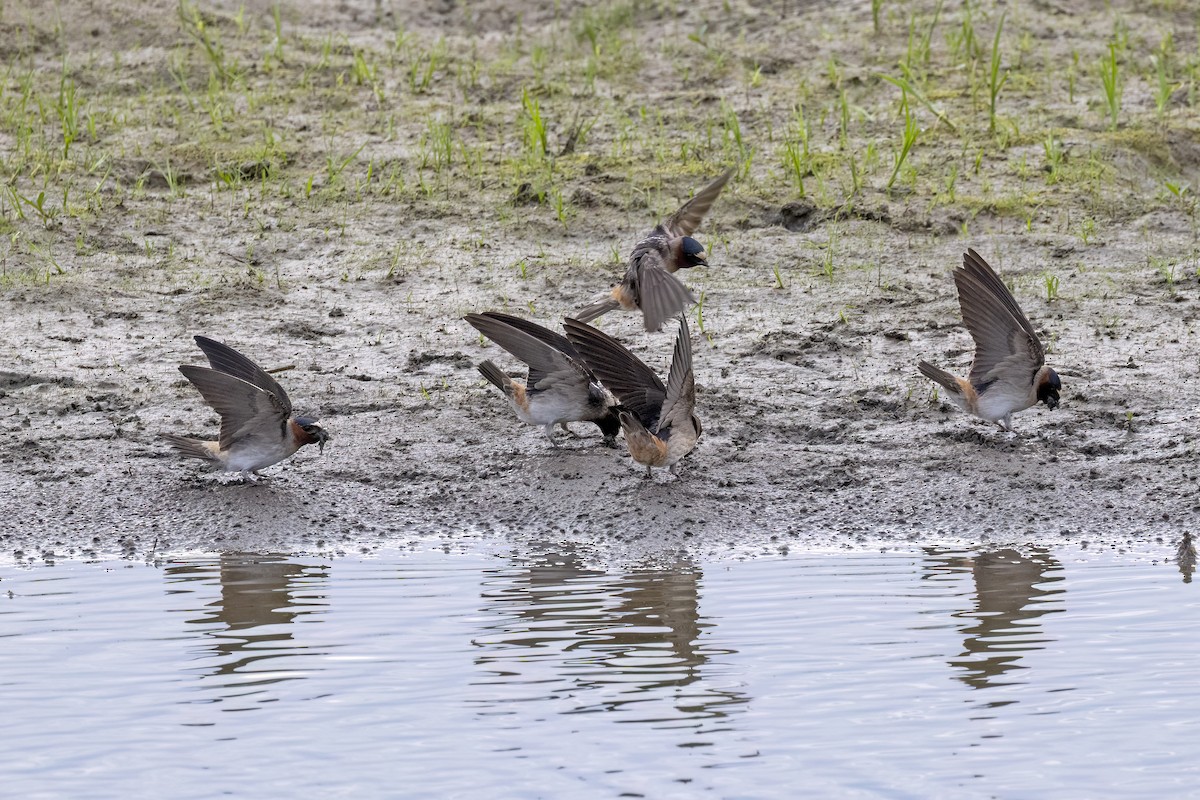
[2,1,1198,563]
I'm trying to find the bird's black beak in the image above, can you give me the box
[316,429,331,452]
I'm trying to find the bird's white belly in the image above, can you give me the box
[223,444,292,473]
[513,391,588,426]
[975,385,1033,421]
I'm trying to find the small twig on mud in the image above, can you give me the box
[220,250,261,266]
[265,364,295,374]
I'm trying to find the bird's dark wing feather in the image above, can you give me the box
[563,318,665,427]
[634,249,697,332]
[179,365,289,451]
[954,251,1045,386]
[663,168,734,238]
[655,316,695,436]
[470,311,584,362]
[465,313,590,392]
[193,335,293,415]
[960,250,1045,354]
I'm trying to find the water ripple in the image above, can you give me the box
[0,545,1196,798]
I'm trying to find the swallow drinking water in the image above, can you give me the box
[564,315,700,477]
[918,249,1062,432]
[162,335,329,480]
[465,311,621,447]
[575,169,733,332]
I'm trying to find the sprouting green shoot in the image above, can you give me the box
[551,187,568,230]
[1043,135,1063,183]
[823,229,837,283]
[783,141,806,197]
[1043,273,1059,301]
[886,92,919,194]
[838,89,850,150]
[521,87,549,168]
[988,12,1009,134]
[877,68,956,131]
[1151,34,1175,120]
[1099,40,1122,130]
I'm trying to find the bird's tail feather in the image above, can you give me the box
[917,361,962,394]
[160,433,220,463]
[573,297,620,324]
[477,360,513,394]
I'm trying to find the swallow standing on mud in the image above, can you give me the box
[465,311,621,447]
[162,335,329,480]
[575,168,734,332]
[918,249,1062,432]
[564,315,700,477]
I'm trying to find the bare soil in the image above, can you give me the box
[1,0,1198,564]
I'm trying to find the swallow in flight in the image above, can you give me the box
[918,249,1061,432]
[564,315,700,477]
[575,168,733,332]
[465,311,621,447]
[162,335,329,480]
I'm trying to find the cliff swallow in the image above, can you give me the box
[162,335,329,480]
[575,168,733,332]
[918,249,1061,431]
[564,315,700,477]
[465,311,621,447]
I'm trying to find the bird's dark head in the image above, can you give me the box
[678,236,708,269]
[294,416,330,452]
[1037,368,1061,410]
[595,409,622,448]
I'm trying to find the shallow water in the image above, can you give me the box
[2,542,1197,798]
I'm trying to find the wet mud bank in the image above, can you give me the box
[1,1,1198,562]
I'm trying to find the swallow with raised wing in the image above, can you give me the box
[162,335,329,480]
[918,249,1061,431]
[575,169,733,332]
[465,311,621,447]
[564,315,700,477]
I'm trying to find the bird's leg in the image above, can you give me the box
[557,422,582,438]
[543,425,560,448]
[996,415,1020,439]
[645,464,653,479]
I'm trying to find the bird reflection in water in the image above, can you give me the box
[470,547,746,737]
[924,548,1065,693]
[163,553,329,709]
[1176,533,1196,584]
